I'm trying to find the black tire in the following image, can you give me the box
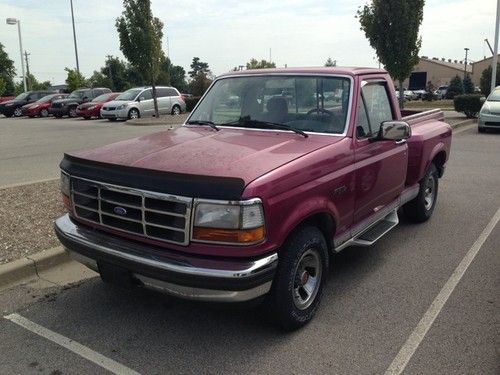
[14,108,23,117]
[4,113,13,118]
[83,116,91,120]
[171,105,181,115]
[478,127,486,133]
[266,226,329,330]
[68,106,78,118]
[403,163,439,223]
[107,118,117,122]
[128,108,140,119]
[40,109,49,118]
[54,114,63,118]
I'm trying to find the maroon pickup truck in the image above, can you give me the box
[55,67,452,329]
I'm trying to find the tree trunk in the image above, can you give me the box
[152,76,159,118]
[399,80,404,109]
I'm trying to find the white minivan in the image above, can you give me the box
[100,86,186,121]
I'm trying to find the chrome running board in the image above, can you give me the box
[351,210,399,247]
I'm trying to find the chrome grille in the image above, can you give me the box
[70,176,192,245]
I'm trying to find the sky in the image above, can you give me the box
[0,0,497,85]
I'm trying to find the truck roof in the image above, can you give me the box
[220,66,387,78]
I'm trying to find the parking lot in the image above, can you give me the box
[0,116,498,374]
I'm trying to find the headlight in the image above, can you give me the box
[60,172,72,211]
[116,104,126,110]
[481,106,490,114]
[192,199,265,244]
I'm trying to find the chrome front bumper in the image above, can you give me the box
[54,214,278,302]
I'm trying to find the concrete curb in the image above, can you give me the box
[450,118,477,130]
[0,246,69,289]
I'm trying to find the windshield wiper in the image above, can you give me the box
[185,120,219,131]
[222,117,308,138]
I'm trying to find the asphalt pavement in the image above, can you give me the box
[0,124,498,374]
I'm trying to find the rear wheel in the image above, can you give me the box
[128,108,140,119]
[403,163,439,223]
[171,105,181,115]
[68,106,78,118]
[14,108,23,117]
[266,226,328,330]
[40,109,49,117]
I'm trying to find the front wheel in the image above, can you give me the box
[40,109,49,117]
[266,226,328,330]
[14,108,23,117]
[128,108,140,119]
[403,163,439,223]
[68,106,78,118]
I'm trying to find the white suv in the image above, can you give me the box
[100,86,186,121]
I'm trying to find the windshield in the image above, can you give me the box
[188,75,351,135]
[36,95,55,103]
[68,90,86,99]
[15,93,29,100]
[92,93,113,102]
[487,90,500,102]
[116,89,142,101]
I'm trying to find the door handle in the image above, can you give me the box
[395,139,407,145]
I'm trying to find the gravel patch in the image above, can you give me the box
[0,180,64,264]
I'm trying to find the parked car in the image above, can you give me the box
[21,93,69,117]
[181,93,193,102]
[478,86,500,133]
[49,88,111,118]
[0,90,56,117]
[55,67,452,329]
[434,85,448,100]
[412,89,427,100]
[76,92,121,119]
[100,86,186,121]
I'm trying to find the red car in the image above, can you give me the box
[21,93,69,117]
[76,92,120,119]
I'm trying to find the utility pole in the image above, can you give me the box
[70,0,80,73]
[464,48,469,79]
[269,48,272,63]
[24,51,31,90]
[106,55,113,90]
[491,0,500,92]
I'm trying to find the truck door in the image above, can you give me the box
[353,80,408,223]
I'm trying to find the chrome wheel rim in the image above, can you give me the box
[293,248,322,310]
[69,108,77,117]
[40,109,48,117]
[173,106,180,115]
[14,108,22,116]
[129,110,138,119]
[424,175,436,210]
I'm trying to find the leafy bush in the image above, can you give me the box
[185,96,201,112]
[453,94,483,118]
[446,75,464,99]
[463,73,474,94]
[480,64,500,96]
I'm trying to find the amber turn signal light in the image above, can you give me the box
[193,226,265,244]
[62,193,72,211]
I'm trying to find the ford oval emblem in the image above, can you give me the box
[113,206,127,216]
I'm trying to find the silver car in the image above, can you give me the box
[478,87,500,133]
[100,86,186,121]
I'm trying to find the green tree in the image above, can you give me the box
[189,73,212,96]
[157,56,188,92]
[0,42,16,95]
[189,57,210,79]
[0,77,6,96]
[446,75,464,99]
[26,74,51,91]
[246,58,276,70]
[100,56,130,91]
[479,64,500,97]
[87,71,111,89]
[116,0,164,117]
[324,57,336,67]
[462,73,474,94]
[357,0,425,108]
[65,68,87,91]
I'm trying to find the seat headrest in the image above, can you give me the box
[266,97,288,113]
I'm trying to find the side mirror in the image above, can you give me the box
[378,121,411,141]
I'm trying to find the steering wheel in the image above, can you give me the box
[306,108,334,117]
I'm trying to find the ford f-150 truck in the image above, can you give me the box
[55,67,452,329]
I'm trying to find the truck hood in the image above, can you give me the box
[68,126,342,186]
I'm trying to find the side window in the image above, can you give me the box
[157,88,168,97]
[356,97,371,138]
[92,89,103,98]
[141,89,153,100]
[360,83,394,136]
[166,88,178,97]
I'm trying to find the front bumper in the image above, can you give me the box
[478,113,500,129]
[54,214,277,302]
[100,108,129,120]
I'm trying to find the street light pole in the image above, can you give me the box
[6,18,27,92]
[491,0,500,92]
[70,0,80,73]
